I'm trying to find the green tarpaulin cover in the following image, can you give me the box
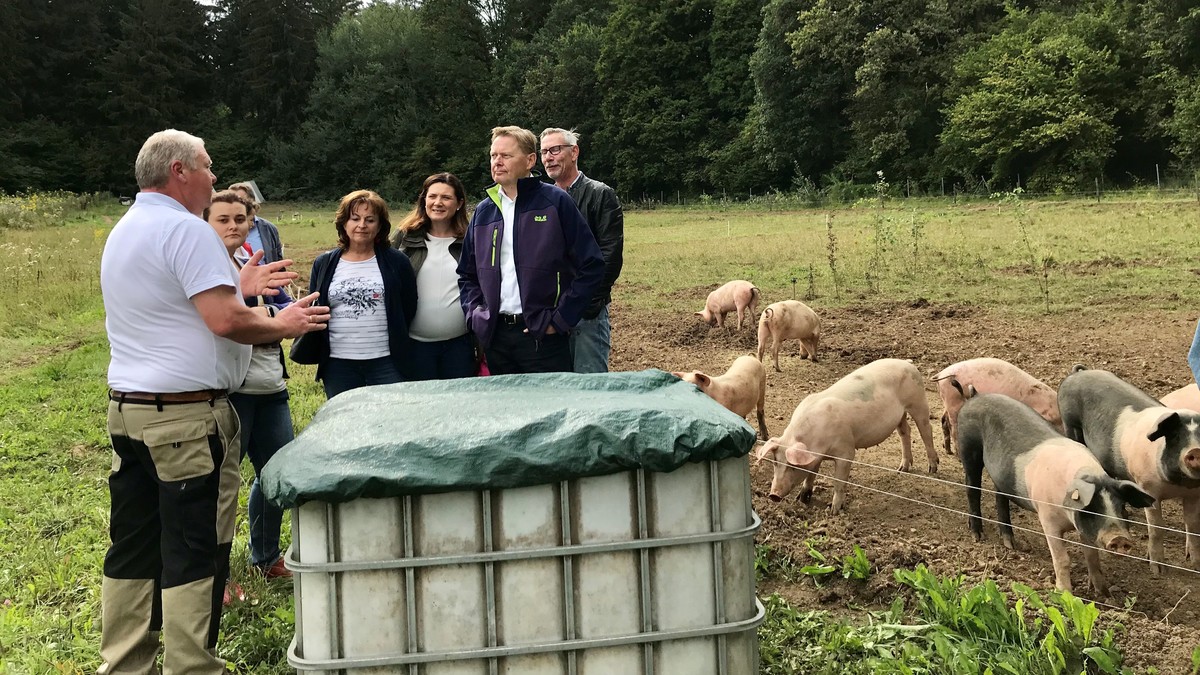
[262,369,755,508]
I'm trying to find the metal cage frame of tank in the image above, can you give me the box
[286,456,765,674]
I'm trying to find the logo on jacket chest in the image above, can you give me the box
[534,215,548,222]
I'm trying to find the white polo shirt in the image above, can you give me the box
[102,192,251,392]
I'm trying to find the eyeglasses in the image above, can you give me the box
[540,144,574,157]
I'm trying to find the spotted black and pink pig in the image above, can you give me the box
[956,382,1155,595]
[1058,365,1200,572]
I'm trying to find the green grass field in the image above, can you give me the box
[2,191,1199,673]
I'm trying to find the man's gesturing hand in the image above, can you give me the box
[240,250,300,297]
[276,292,330,338]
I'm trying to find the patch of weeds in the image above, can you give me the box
[799,537,837,581]
[825,214,839,300]
[909,210,926,267]
[755,541,804,582]
[895,564,1130,674]
[759,565,1134,675]
[994,187,1053,312]
[841,545,870,581]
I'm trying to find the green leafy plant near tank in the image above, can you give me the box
[759,564,1132,675]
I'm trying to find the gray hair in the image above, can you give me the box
[135,129,205,190]
[540,127,580,147]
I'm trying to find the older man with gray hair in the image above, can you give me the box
[98,129,328,674]
[540,127,624,373]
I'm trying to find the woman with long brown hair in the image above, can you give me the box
[392,173,475,379]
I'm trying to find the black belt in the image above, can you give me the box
[499,313,524,326]
[110,389,228,409]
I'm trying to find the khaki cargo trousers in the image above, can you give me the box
[97,396,241,675]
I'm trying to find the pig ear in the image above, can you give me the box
[694,312,704,318]
[1115,481,1156,509]
[669,371,686,379]
[1147,411,1180,442]
[754,439,777,464]
[694,372,711,386]
[1067,479,1097,507]
[783,442,820,470]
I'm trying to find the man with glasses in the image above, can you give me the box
[539,128,625,373]
[458,126,604,374]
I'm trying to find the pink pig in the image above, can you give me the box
[673,355,768,440]
[695,280,760,329]
[933,358,1061,456]
[1160,383,1200,411]
[755,358,937,514]
[756,300,821,372]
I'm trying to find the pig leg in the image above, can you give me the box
[896,415,913,473]
[799,469,817,503]
[1081,542,1109,596]
[771,334,783,373]
[1041,521,1075,593]
[806,335,819,363]
[735,305,745,330]
[940,413,952,456]
[963,465,985,542]
[996,495,1017,550]
[1183,495,1200,568]
[756,321,769,362]
[959,424,985,541]
[828,457,852,515]
[755,398,768,441]
[1146,504,1166,575]
[910,404,938,474]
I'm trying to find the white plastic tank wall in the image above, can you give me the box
[286,455,764,674]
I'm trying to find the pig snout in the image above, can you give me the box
[1095,524,1137,556]
[768,492,783,502]
[1104,535,1136,556]
[1185,447,1200,474]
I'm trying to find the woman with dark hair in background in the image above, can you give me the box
[392,173,476,379]
[304,190,417,398]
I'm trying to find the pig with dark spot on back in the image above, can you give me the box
[695,280,759,329]
[756,300,821,372]
[933,357,1061,456]
[1058,365,1200,572]
[956,383,1155,595]
[754,358,937,514]
[672,355,769,440]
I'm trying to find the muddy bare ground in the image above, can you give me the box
[610,297,1200,674]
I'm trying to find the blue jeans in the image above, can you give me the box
[322,355,403,399]
[229,390,293,568]
[571,304,611,373]
[408,334,476,380]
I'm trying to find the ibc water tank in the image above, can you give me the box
[264,371,765,674]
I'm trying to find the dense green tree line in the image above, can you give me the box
[2,0,1199,201]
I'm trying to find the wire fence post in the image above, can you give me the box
[1095,177,1101,203]
[1156,164,1161,190]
